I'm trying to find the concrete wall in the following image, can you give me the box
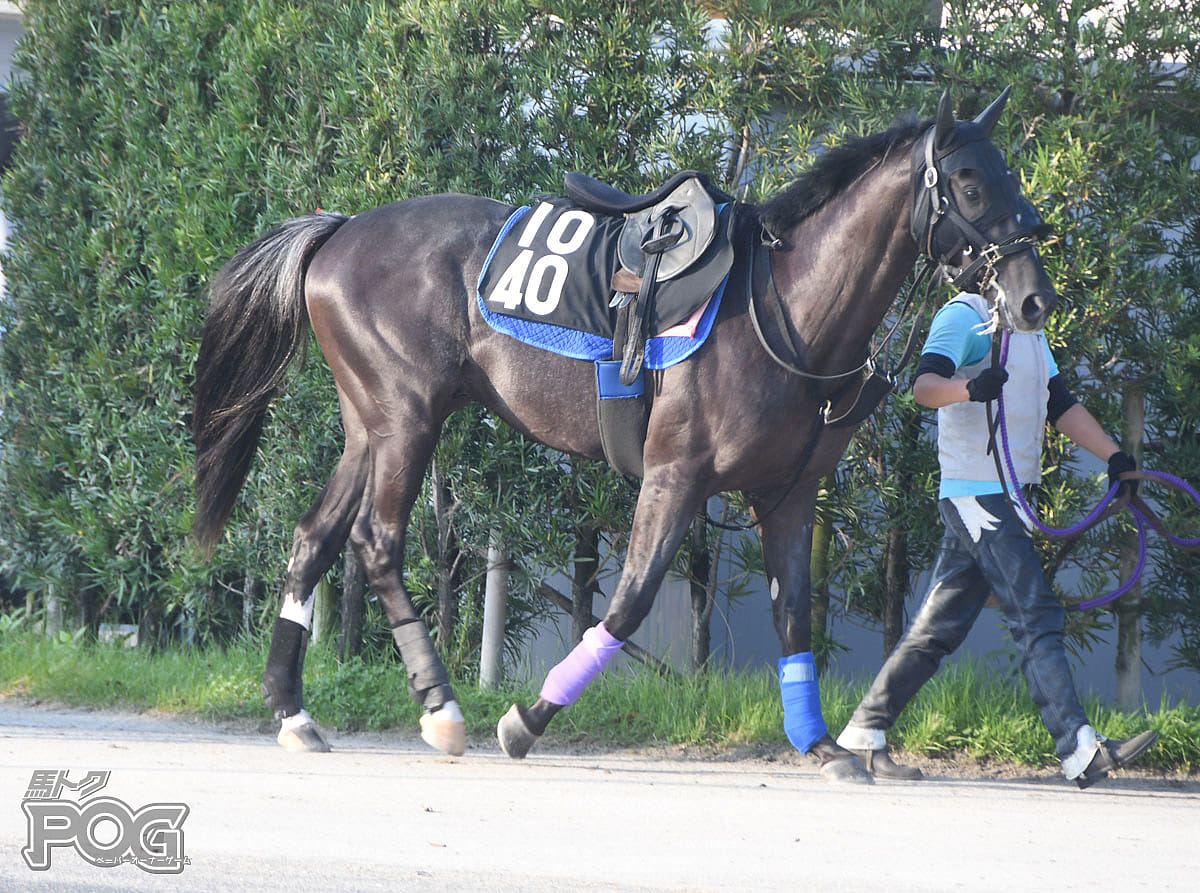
[0,5,21,86]
[514,533,1200,708]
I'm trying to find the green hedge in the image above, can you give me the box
[1,2,1197,683]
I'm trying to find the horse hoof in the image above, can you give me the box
[497,704,540,759]
[420,701,466,756]
[278,721,332,753]
[819,755,872,784]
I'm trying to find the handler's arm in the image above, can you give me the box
[1053,402,1122,462]
[913,372,970,408]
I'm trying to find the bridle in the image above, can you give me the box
[729,117,1042,532]
[748,118,1048,407]
[910,124,1049,300]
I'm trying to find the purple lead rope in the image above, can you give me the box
[993,330,1200,609]
[1136,470,1200,549]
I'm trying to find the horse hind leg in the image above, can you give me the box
[351,427,465,757]
[263,424,369,753]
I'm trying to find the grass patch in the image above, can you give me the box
[0,632,264,720]
[1,631,1196,772]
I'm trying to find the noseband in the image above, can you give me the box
[910,126,1045,296]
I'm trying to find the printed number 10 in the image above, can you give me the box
[490,204,594,316]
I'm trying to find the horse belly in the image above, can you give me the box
[466,336,609,460]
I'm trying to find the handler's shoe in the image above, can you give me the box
[850,747,923,780]
[1075,730,1159,789]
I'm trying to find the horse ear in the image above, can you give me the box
[973,86,1012,136]
[934,89,956,149]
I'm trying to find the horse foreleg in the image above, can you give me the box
[264,436,369,753]
[755,483,869,784]
[497,625,623,758]
[499,470,701,758]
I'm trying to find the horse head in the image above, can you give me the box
[911,87,1057,332]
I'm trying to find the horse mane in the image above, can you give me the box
[757,113,931,233]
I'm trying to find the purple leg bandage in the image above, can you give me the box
[540,623,624,706]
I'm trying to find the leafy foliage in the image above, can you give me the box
[0,0,732,668]
[0,1,1197,691]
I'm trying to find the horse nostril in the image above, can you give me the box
[1022,292,1055,323]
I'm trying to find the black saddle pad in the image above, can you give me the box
[478,196,735,339]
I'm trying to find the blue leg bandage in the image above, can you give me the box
[779,652,827,753]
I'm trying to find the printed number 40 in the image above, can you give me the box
[490,206,594,316]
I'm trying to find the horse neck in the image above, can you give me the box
[770,153,919,375]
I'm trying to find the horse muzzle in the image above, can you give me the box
[987,246,1057,332]
[1016,287,1057,331]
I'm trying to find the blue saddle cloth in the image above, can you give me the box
[475,200,733,369]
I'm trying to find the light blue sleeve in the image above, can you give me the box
[1043,335,1059,378]
[921,301,992,369]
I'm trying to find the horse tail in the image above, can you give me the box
[192,211,349,554]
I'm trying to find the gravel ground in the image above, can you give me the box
[2,699,1197,892]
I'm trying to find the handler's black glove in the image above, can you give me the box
[966,367,1009,403]
[1107,450,1138,497]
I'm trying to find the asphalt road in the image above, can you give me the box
[1,700,1197,892]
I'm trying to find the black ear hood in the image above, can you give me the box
[910,89,1027,263]
[1018,196,1052,239]
[973,85,1011,136]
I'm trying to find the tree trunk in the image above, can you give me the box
[883,526,910,658]
[925,2,944,31]
[572,523,599,645]
[76,583,101,642]
[480,531,509,688]
[1115,386,1145,712]
[881,407,921,659]
[340,547,366,660]
[431,460,461,648]
[45,583,62,638]
[689,511,713,671]
[138,597,162,651]
[311,575,337,646]
[242,572,264,634]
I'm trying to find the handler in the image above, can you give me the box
[836,289,1158,788]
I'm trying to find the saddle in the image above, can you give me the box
[565,170,736,386]
[565,170,736,289]
[477,171,739,478]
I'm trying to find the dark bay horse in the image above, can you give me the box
[193,89,1055,779]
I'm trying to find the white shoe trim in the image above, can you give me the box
[837,726,886,752]
[1062,724,1102,779]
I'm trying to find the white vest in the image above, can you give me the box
[938,294,1049,486]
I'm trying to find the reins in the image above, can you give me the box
[720,108,1046,534]
[748,249,938,387]
[985,329,1200,609]
[709,241,939,534]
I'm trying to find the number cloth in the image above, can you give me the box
[475,201,732,369]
